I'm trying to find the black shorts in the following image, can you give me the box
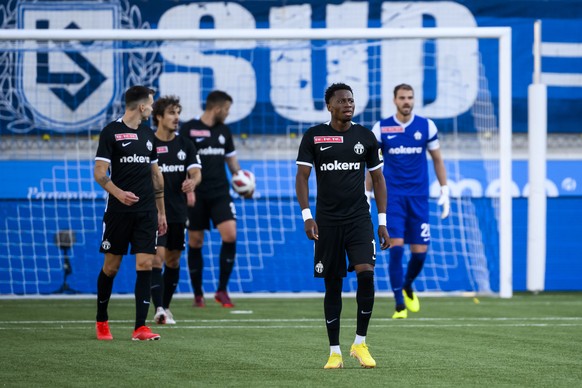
[100,211,158,255]
[314,219,376,278]
[187,193,236,231]
[156,222,186,251]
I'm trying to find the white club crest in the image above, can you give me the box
[354,142,364,155]
[146,140,153,151]
[101,240,111,250]
[414,131,422,141]
[218,134,226,145]
[315,261,324,274]
[177,149,186,161]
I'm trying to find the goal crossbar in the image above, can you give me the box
[0,26,513,298]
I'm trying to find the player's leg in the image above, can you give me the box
[96,252,122,340]
[151,242,166,324]
[96,211,130,340]
[187,197,210,307]
[316,224,345,369]
[161,249,182,324]
[387,195,407,317]
[402,196,430,313]
[212,195,237,307]
[130,211,160,340]
[346,221,377,368]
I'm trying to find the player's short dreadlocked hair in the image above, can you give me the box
[152,95,181,127]
[324,83,353,104]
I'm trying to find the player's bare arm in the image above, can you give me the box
[184,167,201,207]
[370,168,390,249]
[152,163,168,236]
[295,164,318,241]
[428,148,450,219]
[94,159,139,206]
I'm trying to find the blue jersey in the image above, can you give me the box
[371,114,439,196]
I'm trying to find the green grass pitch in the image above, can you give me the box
[1,293,581,387]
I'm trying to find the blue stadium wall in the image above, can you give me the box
[1,159,582,294]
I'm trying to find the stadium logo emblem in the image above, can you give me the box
[354,142,364,155]
[101,240,111,251]
[315,261,324,274]
[414,131,422,141]
[177,150,186,161]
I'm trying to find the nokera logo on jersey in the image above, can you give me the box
[389,146,423,155]
[320,160,361,171]
[159,164,185,173]
[119,154,151,163]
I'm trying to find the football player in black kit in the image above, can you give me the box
[296,83,390,369]
[151,96,201,325]
[94,85,168,341]
[181,90,252,308]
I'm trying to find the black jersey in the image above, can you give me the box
[154,134,201,223]
[95,118,158,213]
[296,122,383,226]
[181,119,236,197]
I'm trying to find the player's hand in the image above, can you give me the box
[438,185,450,219]
[117,191,139,206]
[186,191,196,207]
[378,225,390,250]
[304,219,319,241]
[182,179,196,194]
[158,213,167,236]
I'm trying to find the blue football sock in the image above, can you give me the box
[389,246,404,307]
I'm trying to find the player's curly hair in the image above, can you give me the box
[152,95,182,127]
[324,83,353,104]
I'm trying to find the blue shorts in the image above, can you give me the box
[387,195,430,245]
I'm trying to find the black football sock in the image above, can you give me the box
[187,247,203,296]
[324,277,343,346]
[135,270,152,330]
[162,266,180,309]
[150,267,163,309]
[356,271,375,337]
[96,269,114,322]
[217,242,236,292]
[403,252,427,293]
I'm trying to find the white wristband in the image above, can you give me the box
[378,213,387,226]
[301,208,313,222]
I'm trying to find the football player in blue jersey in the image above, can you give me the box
[367,83,450,319]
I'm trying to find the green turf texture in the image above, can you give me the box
[1,293,581,387]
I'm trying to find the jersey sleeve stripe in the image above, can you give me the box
[95,157,111,163]
[296,161,313,167]
[187,163,202,170]
[225,151,237,158]
[151,158,158,164]
[368,162,383,172]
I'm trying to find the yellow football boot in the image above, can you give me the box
[324,352,344,369]
[350,343,376,368]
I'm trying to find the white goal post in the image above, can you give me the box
[0,27,512,297]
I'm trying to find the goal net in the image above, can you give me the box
[0,27,512,297]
